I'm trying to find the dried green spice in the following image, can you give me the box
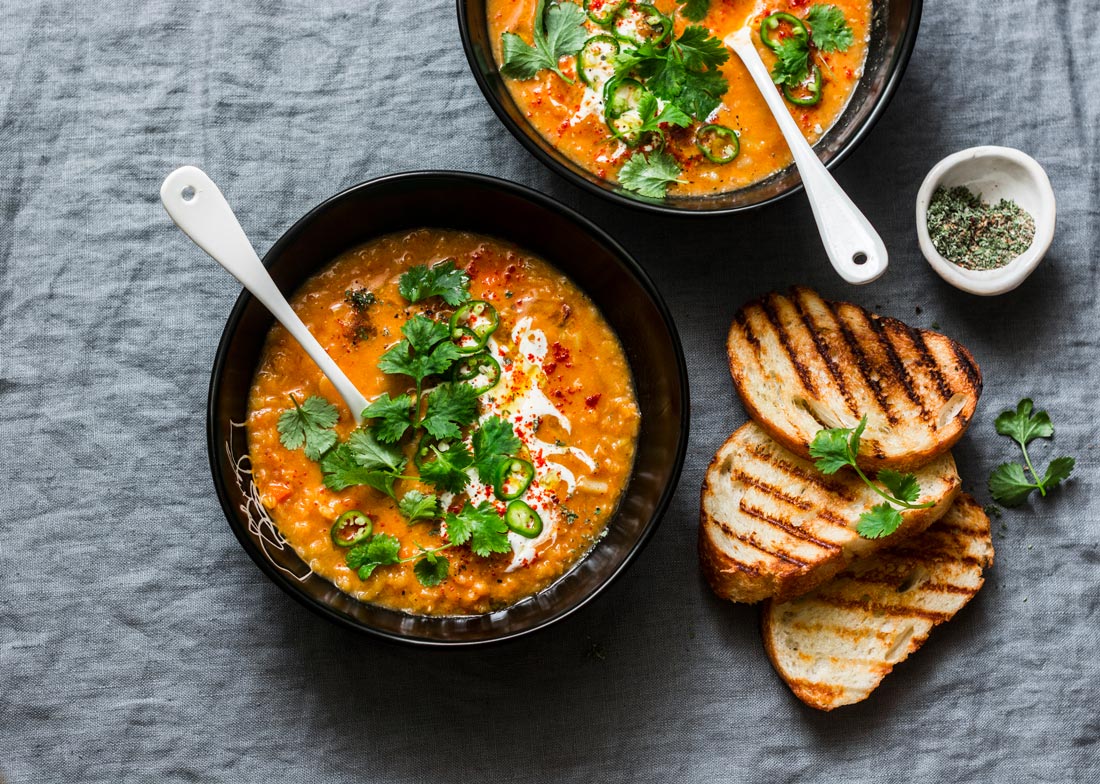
[926,186,1035,271]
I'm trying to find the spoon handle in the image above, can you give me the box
[160,166,368,424]
[726,29,887,285]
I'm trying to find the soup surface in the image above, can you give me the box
[488,0,871,198]
[247,229,640,616]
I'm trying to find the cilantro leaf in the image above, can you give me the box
[347,533,402,580]
[277,395,339,460]
[500,0,588,84]
[809,426,854,474]
[989,462,1036,507]
[362,393,414,443]
[320,444,398,496]
[419,442,475,494]
[995,398,1054,447]
[378,337,462,384]
[770,36,811,87]
[421,382,479,440]
[675,25,730,71]
[397,259,471,306]
[618,150,683,198]
[634,93,693,135]
[398,490,440,523]
[679,0,710,22]
[413,553,450,587]
[877,469,921,505]
[402,314,451,354]
[855,503,904,539]
[445,502,512,557]
[1043,456,1075,490]
[805,4,854,52]
[348,429,407,473]
[473,416,522,482]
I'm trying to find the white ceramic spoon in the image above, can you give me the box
[160,166,369,424]
[726,28,887,285]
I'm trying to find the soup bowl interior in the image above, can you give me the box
[458,0,921,214]
[208,172,688,645]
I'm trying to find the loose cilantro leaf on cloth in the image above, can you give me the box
[362,393,414,443]
[679,0,710,22]
[809,416,934,539]
[277,395,339,460]
[472,415,523,482]
[422,382,479,440]
[397,259,471,306]
[445,502,512,557]
[988,399,1075,506]
[413,553,450,587]
[320,444,399,496]
[500,0,588,84]
[398,490,440,523]
[618,150,684,198]
[419,442,475,494]
[855,503,905,539]
[805,4,854,52]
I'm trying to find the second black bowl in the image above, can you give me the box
[458,0,921,215]
[207,171,689,646]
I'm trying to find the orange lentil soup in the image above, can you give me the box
[247,229,640,616]
[488,0,871,197]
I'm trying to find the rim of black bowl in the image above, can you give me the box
[457,0,923,216]
[206,170,690,647]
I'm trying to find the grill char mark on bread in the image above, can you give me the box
[726,287,982,471]
[698,423,960,605]
[761,495,994,711]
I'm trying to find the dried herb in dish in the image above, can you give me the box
[926,186,1036,271]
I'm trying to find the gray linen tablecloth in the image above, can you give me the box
[1,1,1097,781]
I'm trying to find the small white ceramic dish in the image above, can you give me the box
[916,146,1055,296]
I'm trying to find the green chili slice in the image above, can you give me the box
[331,510,372,548]
[613,3,671,46]
[759,12,809,51]
[695,124,740,163]
[578,35,620,87]
[450,300,498,354]
[494,458,535,501]
[584,0,625,28]
[505,500,544,538]
[453,352,502,394]
[603,77,645,120]
[782,65,823,106]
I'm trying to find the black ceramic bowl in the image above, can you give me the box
[458,0,921,214]
[208,172,688,646]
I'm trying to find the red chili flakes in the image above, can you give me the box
[585,393,602,409]
[544,342,572,374]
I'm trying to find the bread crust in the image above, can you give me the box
[726,287,982,472]
[698,423,960,605]
[761,494,994,710]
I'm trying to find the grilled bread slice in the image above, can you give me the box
[699,422,960,604]
[762,494,994,711]
[727,287,982,471]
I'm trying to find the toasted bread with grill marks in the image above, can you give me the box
[699,422,960,605]
[762,494,994,711]
[726,287,982,472]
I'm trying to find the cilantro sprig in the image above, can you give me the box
[274,260,535,590]
[277,395,339,460]
[618,149,684,199]
[766,5,853,89]
[679,0,710,22]
[809,416,935,539]
[989,399,1075,507]
[500,0,588,84]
